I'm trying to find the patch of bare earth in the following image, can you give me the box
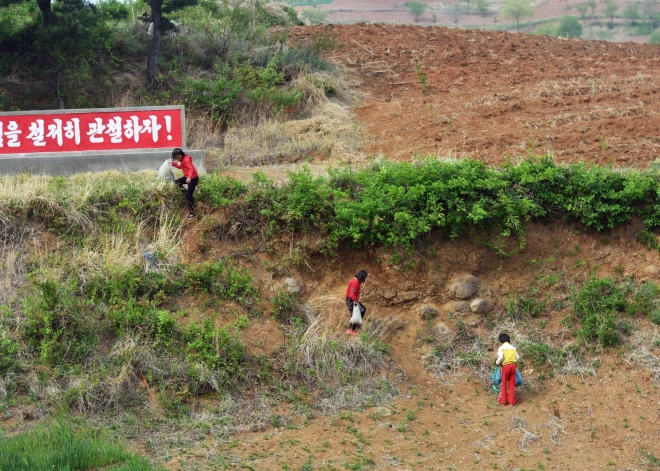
[294,24,660,167]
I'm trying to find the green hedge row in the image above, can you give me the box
[201,157,660,253]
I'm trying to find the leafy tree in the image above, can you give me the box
[575,2,589,21]
[557,15,583,36]
[587,0,597,14]
[642,0,658,29]
[603,0,618,27]
[147,0,198,90]
[475,0,489,16]
[448,4,462,24]
[405,1,427,21]
[623,2,642,24]
[300,7,327,24]
[502,0,534,29]
[649,29,660,42]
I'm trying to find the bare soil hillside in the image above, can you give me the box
[294,24,660,166]
[162,219,660,471]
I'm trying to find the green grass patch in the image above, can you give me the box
[0,421,161,471]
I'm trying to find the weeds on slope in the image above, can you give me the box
[276,295,400,414]
[418,319,490,385]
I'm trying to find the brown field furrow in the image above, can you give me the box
[294,24,660,166]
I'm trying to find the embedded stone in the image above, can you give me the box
[470,298,494,314]
[397,291,420,302]
[448,275,479,300]
[644,265,660,275]
[442,301,470,314]
[420,305,440,320]
[434,322,453,343]
[283,278,302,293]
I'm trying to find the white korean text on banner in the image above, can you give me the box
[0,107,184,155]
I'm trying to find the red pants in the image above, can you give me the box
[499,363,517,405]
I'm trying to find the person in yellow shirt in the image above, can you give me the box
[495,333,519,405]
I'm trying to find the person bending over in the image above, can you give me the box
[170,148,199,219]
[345,269,368,336]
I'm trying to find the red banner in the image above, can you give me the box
[0,107,184,155]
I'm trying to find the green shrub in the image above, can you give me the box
[185,258,258,304]
[557,15,583,37]
[571,277,658,345]
[522,341,564,367]
[24,278,97,366]
[650,309,660,325]
[88,267,176,305]
[0,328,19,375]
[180,66,243,123]
[110,303,177,347]
[532,21,559,36]
[199,173,247,207]
[505,291,547,319]
[272,289,301,323]
[649,30,660,44]
[211,157,660,253]
[184,319,247,386]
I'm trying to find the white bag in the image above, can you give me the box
[350,302,363,325]
[157,159,175,181]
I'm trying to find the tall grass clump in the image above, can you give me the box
[278,296,400,412]
[0,421,161,471]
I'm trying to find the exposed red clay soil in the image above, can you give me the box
[294,24,660,167]
[155,219,660,471]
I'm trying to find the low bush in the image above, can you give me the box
[0,327,19,375]
[185,258,259,304]
[272,289,301,323]
[110,303,177,348]
[198,173,247,207]
[571,277,659,346]
[184,319,247,387]
[505,289,547,319]
[557,15,583,37]
[23,278,98,366]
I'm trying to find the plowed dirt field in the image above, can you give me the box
[295,24,660,166]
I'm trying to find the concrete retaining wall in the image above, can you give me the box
[0,149,206,176]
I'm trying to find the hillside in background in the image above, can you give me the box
[2,4,660,471]
[295,0,660,44]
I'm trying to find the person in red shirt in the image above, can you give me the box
[345,269,368,336]
[170,148,199,219]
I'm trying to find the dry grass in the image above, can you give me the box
[207,72,364,168]
[0,215,34,305]
[542,416,566,446]
[519,430,541,450]
[492,320,596,377]
[625,328,660,384]
[276,295,400,412]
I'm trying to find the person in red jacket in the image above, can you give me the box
[170,148,199,219]
[345,269,368,336]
